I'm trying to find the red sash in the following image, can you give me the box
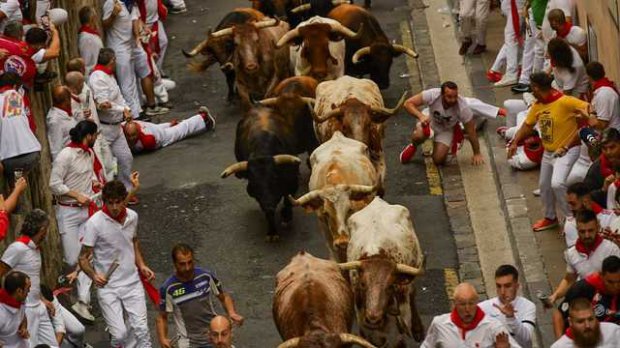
[510,0,522,44]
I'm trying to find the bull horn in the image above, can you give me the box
[352,46,371,64]
[220,62,234,71]
[338,261,362,271]
[290,3,311,13]
[182,41,208,58]
[392,44,419,58]
[273,154,302,165]
[339,333,377,348]
[276,28,300,47]
[332,0,351,5]
[258,97,278,106]
[220,161,248,178]
[371,91,408,116]
[277,337,300,348]
[254,18,279,29]
[210,27,234,38]
[289,190,323,206]
[347,184,375,194]
[396,263,424,276]
[329,22,363,40]
[300,97,316,106]
[313,107,342,123]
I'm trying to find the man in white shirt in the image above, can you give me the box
[79,180,155,348]
[479,265,536,348]
[400,81,484,166]
[46,86,77,161]
[541,0,573,43]
[551,297,620,347]
[0,271,30,348]
[89,48,136,200]
[563,182,615,248]
[102,0,168,118]
[487,0,525,87]
[0,0,22,34]
[548,210,620,305]
[0,209,58,347]
[77,6,103,76]
[138,0,168,71]
[421,282,520,347]
[585,62,620,132]
[548,9,586,60]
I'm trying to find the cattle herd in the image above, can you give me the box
[184,1,425,346]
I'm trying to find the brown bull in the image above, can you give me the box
[182,8,265,102]
[211,18,291,110]
[273,251,376,348]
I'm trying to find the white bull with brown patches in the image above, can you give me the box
[341,197,425,347]
[290,131,378,261]
[313,76,406,195]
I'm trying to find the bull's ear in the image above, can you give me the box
[301,197,323,213]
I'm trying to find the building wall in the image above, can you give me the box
[575,0,620,81]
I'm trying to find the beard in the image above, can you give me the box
[573,325,601,347]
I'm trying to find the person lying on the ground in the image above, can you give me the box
[400,81,484,166]
[0,177,27,241]
[122,106,215,154]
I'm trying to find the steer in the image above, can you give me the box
[340,197,425,347]
[182,8,265,103]
[211,18,291,111]
[313,76,406,194]
[328,4,418,89]
[221,107,302,241]
[289,131,377,261]
[273,251,376,348]
[277,16,360,82]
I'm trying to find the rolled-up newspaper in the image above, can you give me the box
[105,258,120,281]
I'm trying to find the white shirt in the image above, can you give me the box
[49,147,97,204]
[557,26,587,47]
[422,88,474,133]
[551,322,620,347]
[0,89,41,161]
[593,87,620,131]
[46,107,77,161]
[144,0,159,25]
[72,84,100,126]
[103,0,139,51]
[0,0,22,34]
[78,31,104,75]
[1,239,42,306]
[0,303,27,348]
[421,312,522,348]
[542,0,573,42]
[82,209,140,288]
[89,70,128,123]
[479,297,536,348]
[553,47,589,96]
[565,239,620,279]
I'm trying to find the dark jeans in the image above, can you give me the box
[2,151,40,185]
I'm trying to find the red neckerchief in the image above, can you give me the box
[92,64,114,76]
[66,142,106,190]
[575,234,604,257]
[16,235,38,250]
[71,94,81,104]
[600,154,615,179]
[0,85,15,93]
[510,0,522,44]
[102,204,128,224]
[0,289,22,309]
[591,202,604,214]
[78,25,100,37]
[586,273,608,293]
[565,327,574,339]
[557,21,572,38]
[450,306,485,339]
[538,89,564,104]
[593,78,620,96]
[55,105,73,117]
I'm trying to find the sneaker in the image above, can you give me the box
[127,196,139,205]
[145,105,170,116]
[399,144,416,164]
[532,188,540,196]
[169,6,187,14]
[494,75,518,87]
[486,70,503,83]
[496,126,508,138]
[472,44,487,55]
[199,106,216,131]
[459,40,472,55]
[532,218,559,232]
[511,83,531,94]
[71,302,95,322]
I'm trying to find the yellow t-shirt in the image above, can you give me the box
[524,95,589,152]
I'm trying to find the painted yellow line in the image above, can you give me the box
[400,21,443,196]
[444,267,459,303]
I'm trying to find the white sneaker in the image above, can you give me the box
[72,302,95,322]
[494,75,518,87]
[162,78,176,91]
[532,188,540,196]
[145,105,170,116]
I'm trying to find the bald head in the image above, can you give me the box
[453,282,478,302]
[209,316,233,347]
[453,282,480,324]
[123,121,139,146]
[66,58,86,74]
[65,71,85,94]
[52,86,71,107]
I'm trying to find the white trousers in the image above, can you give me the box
[464,97,500,119]
[97,283,152,348]
[156,21,168,70]
[459,0,491,45]
[95,134,117,182]
[566,144,592,186]
[491,6,522,77]
[26,302,58,348]
[159,115,207,148]
[52,298,85,348]
[101,124,134,190]
[503,99,529,140]
[518,10,545,85]
[112,46,151,118]
[540,147,581,220]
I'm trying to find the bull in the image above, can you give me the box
[276,16,361,82]
[221,107,302,241]
[182,8,265,103]
[211,18,291,111]
[340,197,425,346]
[274,251,376,348]
[313,76,406,194]
[250,0,350,27]
[289,132,378,262]
[326,4,418,89]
